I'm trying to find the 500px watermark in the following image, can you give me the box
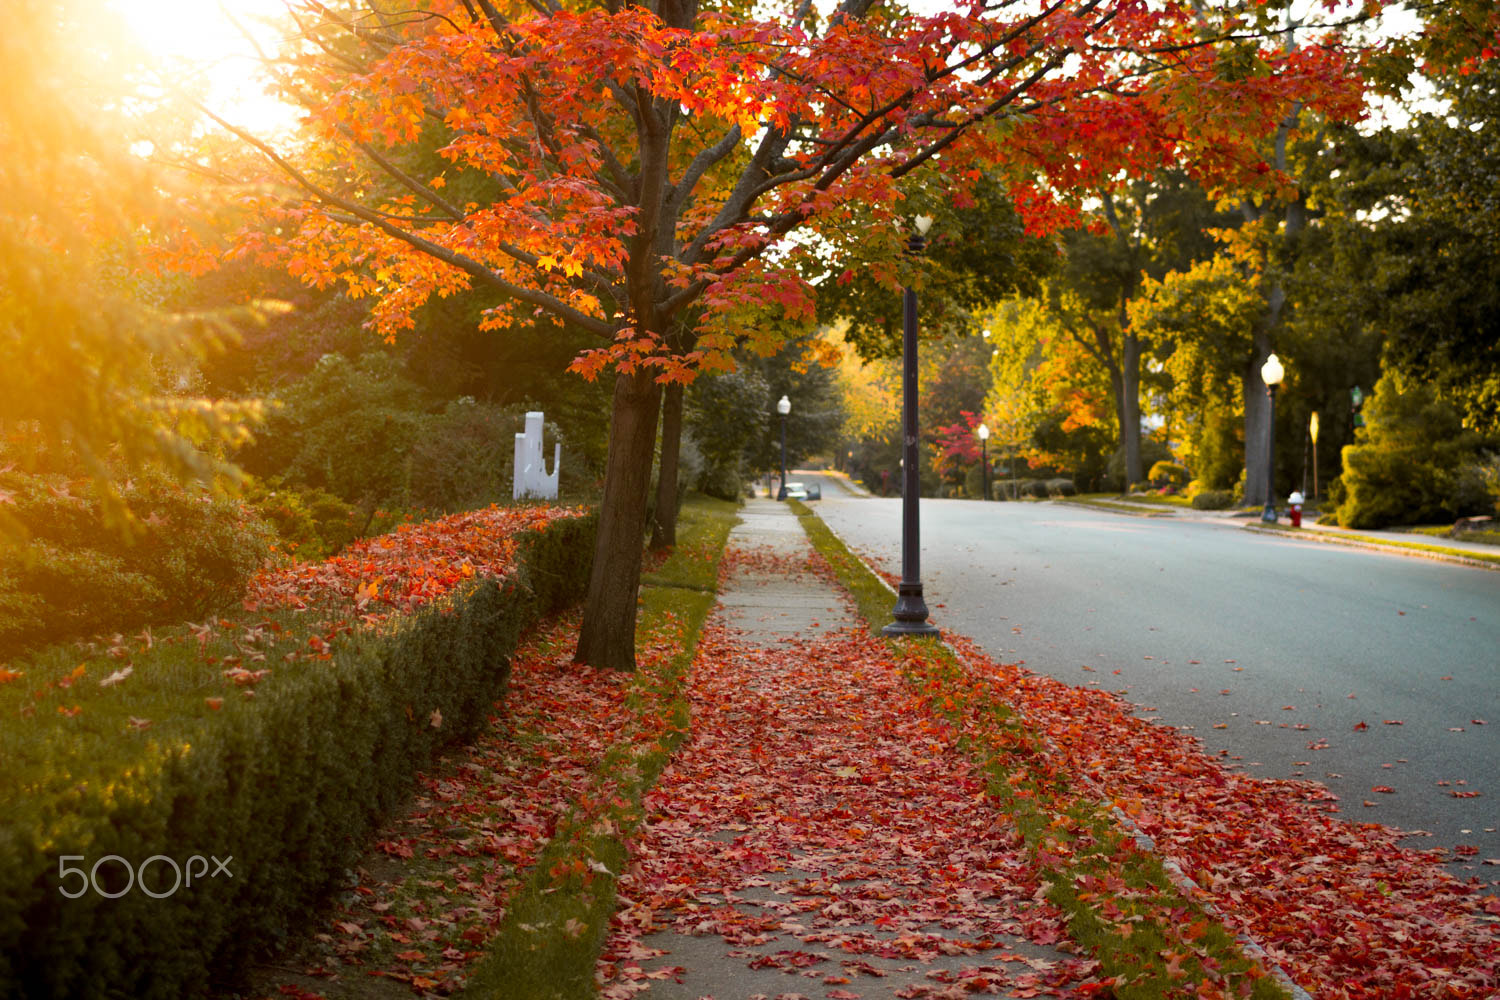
[57,855,233,899]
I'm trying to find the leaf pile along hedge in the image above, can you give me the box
[0,504,595,1000]
[459,495,738,1000]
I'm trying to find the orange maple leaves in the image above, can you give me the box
[196,0,1379,388]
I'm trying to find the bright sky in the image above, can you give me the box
[109,0,300,139]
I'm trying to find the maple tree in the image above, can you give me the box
[191,0,1382,669]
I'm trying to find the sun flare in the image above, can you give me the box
[109,0,299,135]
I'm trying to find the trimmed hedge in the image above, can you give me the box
[1191,489,1235,510]
[0,511,595,1000]
[1147,461,1189,487]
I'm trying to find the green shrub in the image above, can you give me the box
[1191,489,1236,510]
[243,479,362,561]
[1046,478,1077,497]
[1334,370,1487,529]
[963,463,997,500]
[0,510,596,1000]
[238,352,434,507]
[995,478,1037,500]
[1147,461,1189,487]
[409,397,551,513]
[0,470,273,660]
[1108,439,1173,488]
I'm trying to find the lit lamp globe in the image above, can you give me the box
[1259,353,1284,523]
[1261,353,1284,389]
[976,423,991,501]
[775,395,791,501]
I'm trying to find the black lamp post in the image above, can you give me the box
[1260,353,1284,523]
[883,215,940,638]
[776,394,791,500]
[977,422,990,501]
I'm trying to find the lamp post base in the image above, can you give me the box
[882,583,940,637]
[1261,504,1278,523]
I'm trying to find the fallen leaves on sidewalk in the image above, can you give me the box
[599,549,1105,999]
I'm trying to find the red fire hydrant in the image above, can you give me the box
[1288,491,1304,527]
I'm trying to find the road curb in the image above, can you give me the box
[1054,498,1180,518]
[1242,524,1500,572]
[1060,499,1500,571]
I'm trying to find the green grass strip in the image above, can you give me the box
[1404,524,1500,546]
[459,495,738,1000]
[788,498,892,633]
[1055,497,1179,517]
[792,504,1292,1000]
[1250,522,1500,566]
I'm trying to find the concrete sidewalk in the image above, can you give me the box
[630,499,1086,999]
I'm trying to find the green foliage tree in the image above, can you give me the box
[0,0,262,536]
[1045,172,1232,486]
[685,368,770,501]
[1333,370,1491,528]
[1330,63,1500,436]
[1131,253,1264,490]
[812,179,1056,360]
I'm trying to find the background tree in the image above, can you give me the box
[684,367,770,500]
[1045,172,1230,488]
[1131,250,1265,492]
[1334,63,1499,436]
[1,0,262,535]
[983,296,1114,491]
[741,336,846,482]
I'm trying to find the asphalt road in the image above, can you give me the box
[795,474,1500,877]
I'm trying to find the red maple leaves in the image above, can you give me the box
[918,631,1500,1000]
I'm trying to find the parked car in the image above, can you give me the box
[785,481,807,499]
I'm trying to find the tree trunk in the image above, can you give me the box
[575,368,662,671]
[650,382,684,551]
[1242,328,1273,506]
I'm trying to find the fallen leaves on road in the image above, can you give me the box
[924,629,1500,1000]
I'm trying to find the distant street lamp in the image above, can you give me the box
[884,215,940,638]
[1260,353,1284,523]
[977,423,991,501]
[1309,411,1320,503]
[776,394,791,501]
